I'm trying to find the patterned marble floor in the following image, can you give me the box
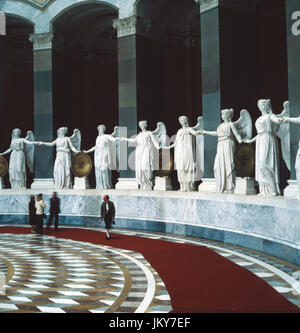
[0,225,299,312]
[122,228,300,309]
[0,233,171,313]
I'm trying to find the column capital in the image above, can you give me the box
[196,0,255,14]
[197,0,218,13]
[29,32,54,51]
[113,15,151,38]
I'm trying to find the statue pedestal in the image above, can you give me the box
[234,177,257,195]
[284,180,299,199]
[0,178,5,189]
[31,178,55,190]
[198,178,216,193]
[154,176,172,191]
[115,178,139,190]
[73,177,90,190]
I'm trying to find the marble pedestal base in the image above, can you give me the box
[234,177,257,195]
[284,180,299,199]
[154,176,172,191]
[0,178,4,189]
[73,177,90,190]
[31,178,55,190]
[115,178,139,190]
[198,178,216,193]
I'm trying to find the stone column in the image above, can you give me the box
[113,15,152,190]
[284,0,300,198]
[198,0,256,192]
[29,32,55,189]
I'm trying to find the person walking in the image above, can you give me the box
[46,192,60,232]
[29,195,36,233]
[35,193,46,234]
[100,195,115,240]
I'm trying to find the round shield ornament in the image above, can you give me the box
[0,156,8,178]
[71,152,93,178]
[235,143,255,178]
[154,149,174,177]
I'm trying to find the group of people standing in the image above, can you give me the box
[28,192,116,240]
[29,192,60,234]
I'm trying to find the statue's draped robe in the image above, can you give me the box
[54,137,72,189]
[174,128,196,191]
[214,123,236,193]
[135,131,156,189]
[94,135,115,190]
[9,139,26,188]
[255,114,280,196]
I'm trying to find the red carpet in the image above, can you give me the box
[0,226,299,313]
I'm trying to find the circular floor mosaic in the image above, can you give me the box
[0,233,171,313]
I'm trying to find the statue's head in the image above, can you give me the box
[138,120,147,130]
[58,127,68,137]
[258,99,272,114]
[221,109,234,121]
[178,116,188,127]
[12,128,21,139]
[97,124,106,134]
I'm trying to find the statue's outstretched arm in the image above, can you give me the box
[39,140,56,147]
[150,133,160,150]
[0,147,12,155]
[202,130,218,136]
[230,123,242,143]
[84,146,96,154]
[67,137,79,154]
[284,116,300,125]
[119,137,137,144]
[243,136,257,144]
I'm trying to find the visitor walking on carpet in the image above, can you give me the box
[46,191,60,231]
[35,193,46,234]
[100,195,115,240]
[29,195,36,233]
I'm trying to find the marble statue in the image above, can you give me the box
[0,129,36,189]
[165,116,203,192]
[280,109,300,199]
[244,99,282,196]
[38,127,80,189]
[276,101,291,171]
[84,125,119,190]
[119,120,166,190]
[201,109,251,193]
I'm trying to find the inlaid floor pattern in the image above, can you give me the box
[0,227,299,312]
[0,233,171,313]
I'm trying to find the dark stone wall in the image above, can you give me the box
[0,21,34,188]
[286,0,300,180]
[52,50,119,187]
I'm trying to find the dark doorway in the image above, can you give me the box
[52,3,119,188]
[0,15,34,188]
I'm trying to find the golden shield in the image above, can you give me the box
[71,152,93,178]
[235,143,255,178]
[0,156,8,178]
[154,149,174,177]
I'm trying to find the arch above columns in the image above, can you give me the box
[0,1,37,26]
[0,0,138,33]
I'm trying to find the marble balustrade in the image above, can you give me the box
[0,189,299,265]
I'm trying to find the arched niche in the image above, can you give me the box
[134,0,201,136]
[51,2,119,188]
[0,14,34,188]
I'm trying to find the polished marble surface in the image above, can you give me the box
[0,231,171,313]
[0,225,299,312]
[0,190,299,265]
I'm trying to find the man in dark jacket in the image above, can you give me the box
[46,192,60,231]
[100,195,115,240]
